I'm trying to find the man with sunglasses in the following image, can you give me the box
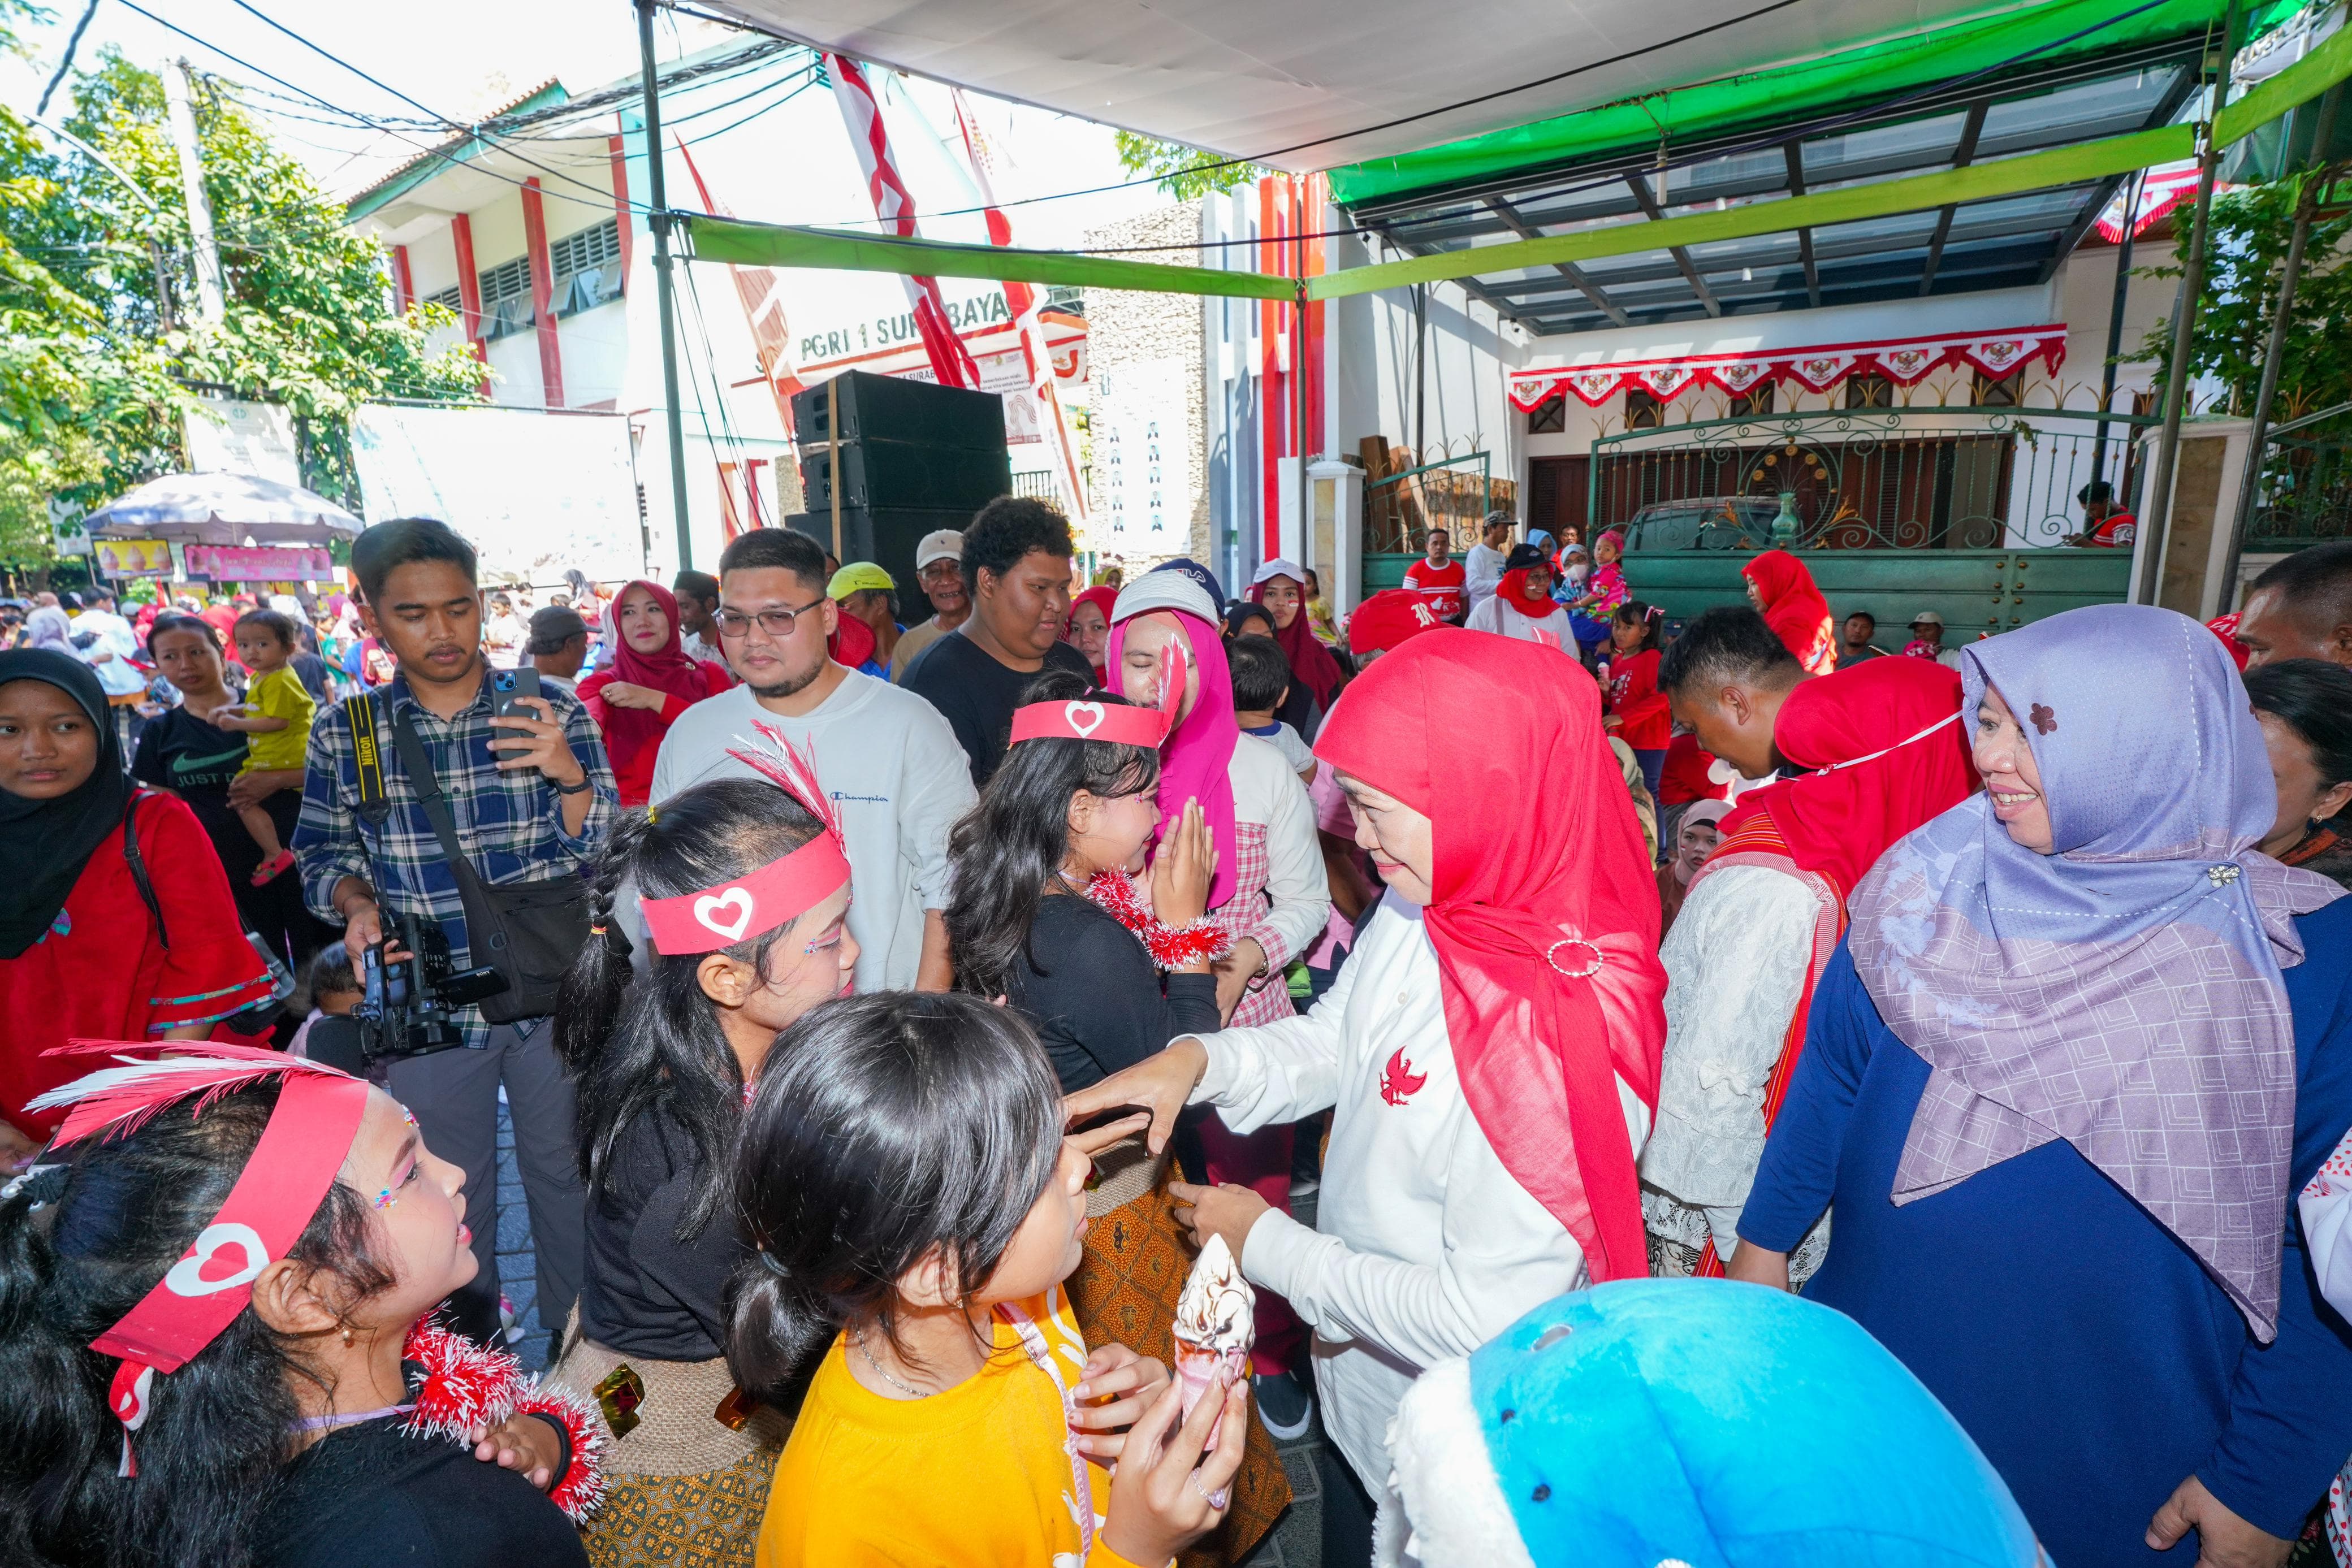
[647,527,970,990]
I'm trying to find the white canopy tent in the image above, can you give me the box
[83,472,364,546]
[692,0,2007,171]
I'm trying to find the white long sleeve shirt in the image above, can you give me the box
[1462,543,1508,614]
[1191,891,1649,1489]
[1463,594,1575,648]
[1637,863,1817,1258]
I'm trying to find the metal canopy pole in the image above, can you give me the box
[637,0,695,572]
[2224,82,2345,606]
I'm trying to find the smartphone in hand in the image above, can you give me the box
[491,666,542,718]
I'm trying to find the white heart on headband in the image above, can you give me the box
[693,887,755,942]
[163,1222,270,1298]
[1065,701,1106,739]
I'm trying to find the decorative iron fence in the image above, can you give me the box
[2246,402,2352,552]
[1586,406,2164,551]
[1364,451,1517,554]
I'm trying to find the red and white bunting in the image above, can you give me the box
[827,54,982,390]
[2094,162,2231,245]
[949,88,1089,523]
[1509,323,2070,412]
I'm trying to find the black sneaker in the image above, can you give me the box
[1252,1367,1314,1440]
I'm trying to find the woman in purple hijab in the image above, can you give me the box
[1731,604,2352,1568]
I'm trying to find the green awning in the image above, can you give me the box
[1324,0,2288,208]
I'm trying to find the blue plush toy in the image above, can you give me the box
[1379,1279,2046,1568]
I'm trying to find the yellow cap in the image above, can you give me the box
[828,562,894,600]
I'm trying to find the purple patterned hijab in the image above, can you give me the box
[1848,603,2345,1341]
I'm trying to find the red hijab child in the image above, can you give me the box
[1741,549,1838,675]
[578,579,733,808]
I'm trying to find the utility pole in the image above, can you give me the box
[161,57,224,327]
[635,0,695,571]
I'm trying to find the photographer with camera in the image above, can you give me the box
[293,518,616,1349]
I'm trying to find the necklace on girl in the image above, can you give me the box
[853,1327,932,1399]
[1080,870,1234,971]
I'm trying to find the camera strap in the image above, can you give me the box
[345,693,391,828]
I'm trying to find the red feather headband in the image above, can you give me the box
[1009,697,1168,749]
[639,721,853,956]
[28,1041,373,1475]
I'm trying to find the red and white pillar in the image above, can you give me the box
[449,213,491,399]
[521,177,567,409]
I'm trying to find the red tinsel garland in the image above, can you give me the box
[400,1319,607,1523]
[1084,870,1234,970]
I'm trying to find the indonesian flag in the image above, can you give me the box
[949,88,1089,523]
[827,54,980,389]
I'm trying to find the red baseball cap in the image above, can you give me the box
[1348,587,1451,656]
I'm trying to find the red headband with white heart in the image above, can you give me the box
[638,832,852,956]
[1009,698,1168,749]
[29,1041,373,1475]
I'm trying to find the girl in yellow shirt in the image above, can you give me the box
[730,992,1250,1568]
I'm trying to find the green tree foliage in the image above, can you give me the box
[1112,130,1262,201]
[0,34,483,564]
[2139,166,2352,422]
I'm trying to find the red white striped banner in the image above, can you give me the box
[949,88,1089,523]
[1508,323,2069,411]
[827,54,981,390]
[2094,162,2231,245]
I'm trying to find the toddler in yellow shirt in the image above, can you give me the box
[214,608,315,885]
[729,993,1251,1568]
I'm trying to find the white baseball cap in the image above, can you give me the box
[1112,568,1221,627]
[1910,609,1944,626]
[915,530,963,570]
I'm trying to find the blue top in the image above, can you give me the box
[1740,897,2352,1567]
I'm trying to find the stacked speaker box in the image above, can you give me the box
[783,370,1013,596]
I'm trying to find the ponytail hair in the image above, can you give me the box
[0,1081,395,1568]
[1612,598,1665,653]
[725,992,1063,1401]
[554,779,827,1238]
[944,667,1160,999]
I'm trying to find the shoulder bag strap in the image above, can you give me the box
[122,788,169,950]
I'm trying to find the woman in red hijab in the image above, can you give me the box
[1640,655,1975,1279]
[1069,633,1666,1548]
[1247,558,1345,715]
[1064,583,1119,681]
[577,579,733,808]
[1742,548,1838,675]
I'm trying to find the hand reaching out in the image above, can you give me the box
[469,1412,565,1492]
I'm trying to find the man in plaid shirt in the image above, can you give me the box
[295,517,615,1348]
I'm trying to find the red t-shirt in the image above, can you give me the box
[2086,512,2138,547]
[1605,648,1672,750]
[1402,557,1466,622]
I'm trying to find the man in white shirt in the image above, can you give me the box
[1461,510,1515,616]
[71,587,145,700]
[650,527,972,991]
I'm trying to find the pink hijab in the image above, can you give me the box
[1108,600,1240,913]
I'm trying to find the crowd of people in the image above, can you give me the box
[2,509,2351,1568]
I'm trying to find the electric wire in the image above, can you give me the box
[34,0,102,118]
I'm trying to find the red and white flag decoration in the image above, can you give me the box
[827,54,981,390]
[2094,162,2230,245]
[1508,324,2070,411]
[949,88,1089,523]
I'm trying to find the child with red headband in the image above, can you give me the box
[0,1043,601,1567]
[547,726,856,1566]
[945,671,1293,1565]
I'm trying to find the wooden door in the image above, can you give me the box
[1528,456,1589,539]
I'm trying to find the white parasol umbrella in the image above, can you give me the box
[82,471,364,545]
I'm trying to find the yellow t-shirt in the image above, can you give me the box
[756,1287,1152,1568]
[238,666,315,773]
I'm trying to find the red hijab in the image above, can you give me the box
[1741,549,1838,675]
[1715,657,1976,900]
[1497,569,1557,619]
[828,607,876,670]
[1247,571,1344,711]
[1313,634,1667,1283]
[599,579,715,773]
[1065,584,1120,679]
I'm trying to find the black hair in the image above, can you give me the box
[725,991,1063,1397]
[1611,599,1664,653]
[1223,601,1276,640]
[349,517,477,607]
[85,587,114,606]
[2249,542,2352,640]
[234,608,297,648]
[963,496,1074,590]
[672,569,720,607]
[1844,609,1877,629]
[298,945,361,1014]
[1227,633,1294,712]
[945,668,1159,1001]
[0,1081,396,1568]
[555,779,828,1237]
[716,527,829,595]
[1656,604,1804,695]
[2245,658,2352,791]
[2077,480,2116,505]
[146,610,221,653]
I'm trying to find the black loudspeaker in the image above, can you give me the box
[799,438,1013,512]
[784,505,978,599]
[790,369,1008,452]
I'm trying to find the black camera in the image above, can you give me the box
[306,914,509,1074]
